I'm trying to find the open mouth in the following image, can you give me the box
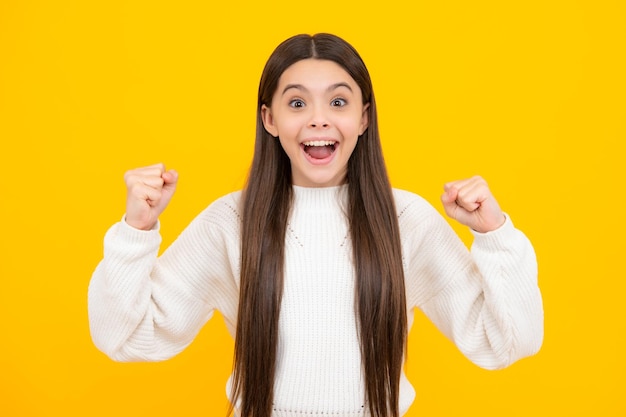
[302,140,337,160]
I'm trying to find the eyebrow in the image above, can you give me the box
[281,82,353,96]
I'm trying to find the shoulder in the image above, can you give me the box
[193,190,243,231]
[391,188,453,244]
[392,188,440,222]
[207,190,242,216]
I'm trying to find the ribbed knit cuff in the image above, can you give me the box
[120,214,161,232]
[103,216,162,265]
[469,213,522,253]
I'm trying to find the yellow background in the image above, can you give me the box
[1,0,624,415]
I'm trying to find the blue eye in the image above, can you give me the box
[289,99,305,108]
[331,98,347,107]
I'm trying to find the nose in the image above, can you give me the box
[309,120,330,128]
[308,105,330,129]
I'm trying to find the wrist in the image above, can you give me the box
[123,215,158,231]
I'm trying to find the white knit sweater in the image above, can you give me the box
[88,185,543,416]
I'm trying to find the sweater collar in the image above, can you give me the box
[292,184,348,213]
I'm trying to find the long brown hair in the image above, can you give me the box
[231,33,407,417]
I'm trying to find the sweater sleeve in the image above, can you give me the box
[87,195,241,362]
[401,193,543,370]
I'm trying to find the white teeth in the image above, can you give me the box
[302,140,336,147]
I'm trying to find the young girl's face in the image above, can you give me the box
[261,59,369,188]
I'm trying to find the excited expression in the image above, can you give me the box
[262,59,369,188]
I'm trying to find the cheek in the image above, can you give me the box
[277,135,302,158]
[277,134,292,148]
[338,118,364,138]
[275,116,305,138]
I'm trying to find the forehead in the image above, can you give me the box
[277,59,359,91]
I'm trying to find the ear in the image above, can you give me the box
[261,104,278,137]
[359,102,370,136]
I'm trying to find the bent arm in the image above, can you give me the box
[88,203,240,362]
[404,200,543,369]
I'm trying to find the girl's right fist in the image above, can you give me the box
[123,163,178,230]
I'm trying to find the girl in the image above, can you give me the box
[88,33,543,417]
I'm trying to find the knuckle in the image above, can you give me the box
[123,170,135,183]
[474,175,487,186]
[128,185,143,198]
[456,188,469,201]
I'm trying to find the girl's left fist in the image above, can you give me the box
[441,176,506,233]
